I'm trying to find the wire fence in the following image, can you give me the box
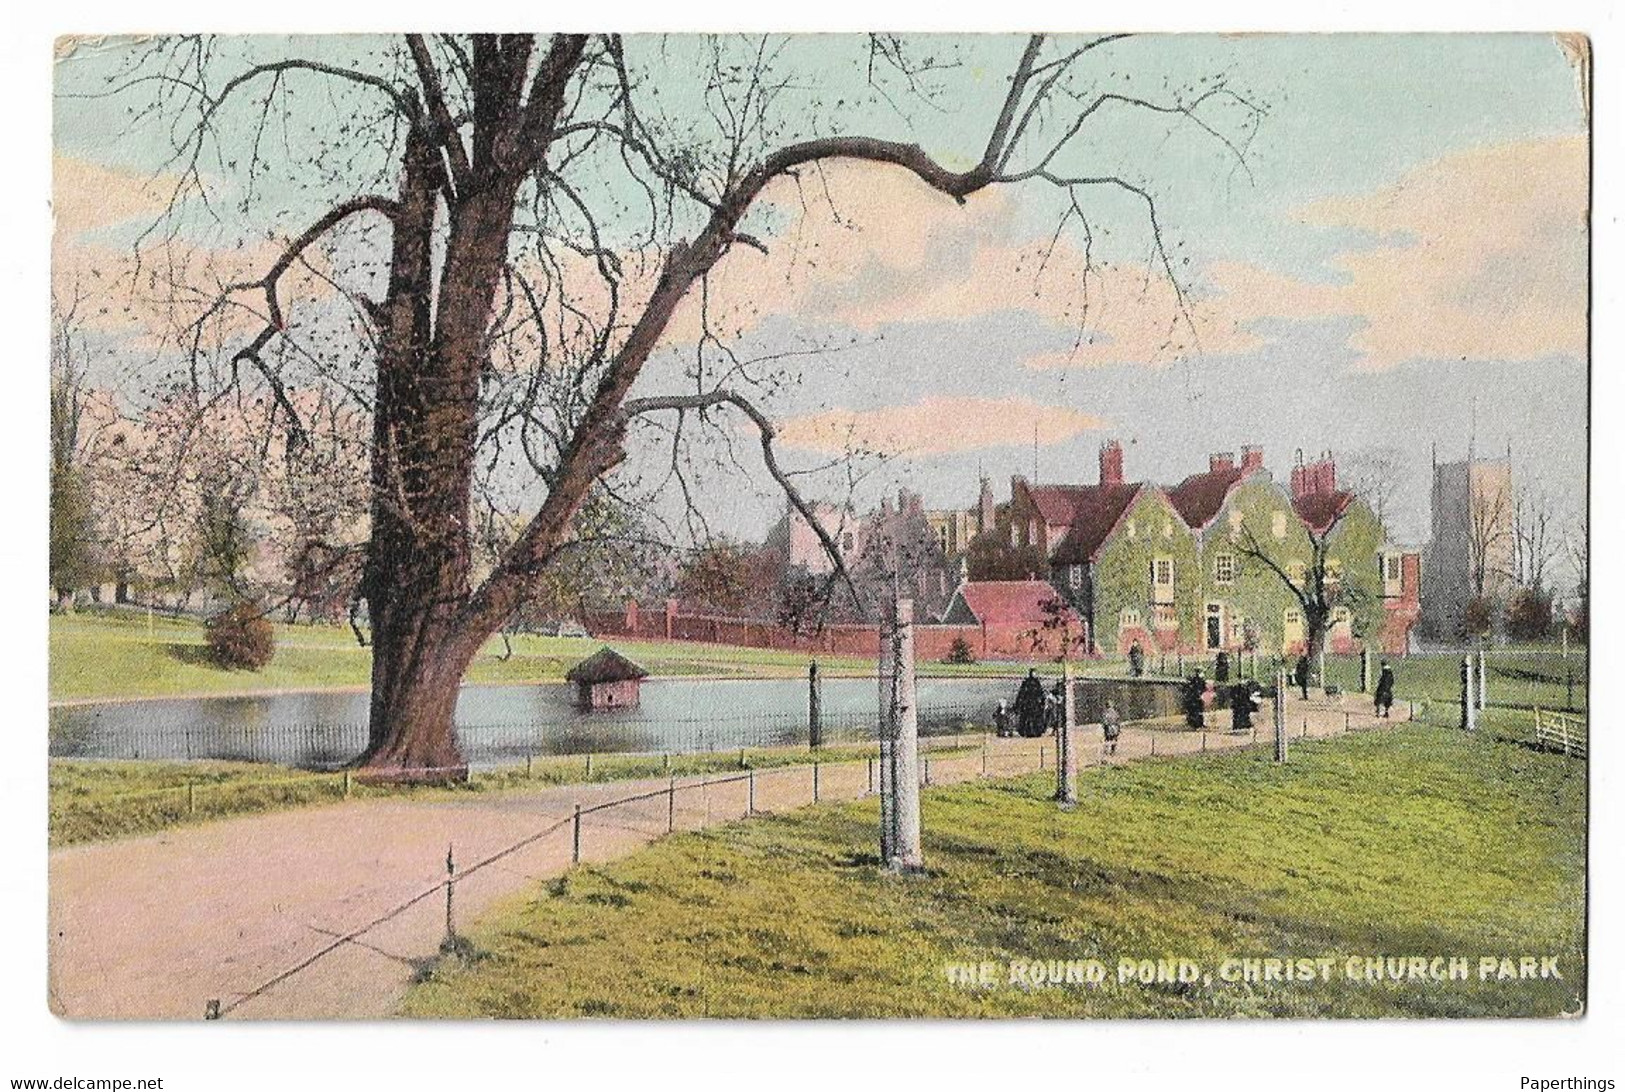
[199,695,1510,1020]
[50,655,1586,850]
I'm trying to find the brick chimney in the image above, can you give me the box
[1099,440,1124,487]
[1290,450,1309,499]
[1209,451,1235,474]
[1240,444,1264,473]
[1291,451,1338,499]
[1316,452,1337,494]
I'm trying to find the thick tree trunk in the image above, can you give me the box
[357,607,478,781]
[354,130,486,781]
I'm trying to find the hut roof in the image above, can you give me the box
[944,580,1080,628]
[566,647,649,684]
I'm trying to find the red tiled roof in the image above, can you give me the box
[1051,484,1144,564]
[1025,484,1094,527]
[1293,490,1354,535]
[951,581,1078,627]
[1167,466,1247,529]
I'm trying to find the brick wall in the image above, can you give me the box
[584,602,1077,661]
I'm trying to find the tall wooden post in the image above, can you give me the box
[877,609,896,862]
[808,661,823,750]
[1477,647,1488,710]
[1273,667,1288,763]
[1469,656,1482,734]
[1360,648,1372,693]
[888,597,924,872]
[1055,660,1077,808]
[443,844,456,945]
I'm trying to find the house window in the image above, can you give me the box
[1163,519,1174,539]
[1154,605,1179,630]
[1287,560,1307,585]
[1068,564,1083,590]
[841,532,854,552]
[1009,523,1018,547]
[1272,511,1288,540]
[1126,520,1136,539]
[1284,608,1302,627]
[1120,608,1143,630]
[1213,553,1236,585]
[1382,552,1403,597]
[1332,606,1352,629]
[1228,509,1244,538]
[1326,558,1344,584]
[1152,557,1174,604]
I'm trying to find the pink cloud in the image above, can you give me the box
[1210,136,1588,370]
[664,160,1257,365]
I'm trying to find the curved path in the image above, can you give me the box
[48,694,1406,1020]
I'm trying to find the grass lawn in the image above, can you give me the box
[49,611,1058,703]
[403,725,1586,1018]
[1322,650,1587,712]
[48,611,878,702]
[49,739,976,847]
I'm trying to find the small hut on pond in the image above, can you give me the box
[566,647,648,710]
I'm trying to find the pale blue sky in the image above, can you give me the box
[53,33,1590,567]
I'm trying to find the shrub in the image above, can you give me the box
[1461,596,1495,641]
[943,636,976,665]
[205,602,276,670]
[1505,587,1554,642]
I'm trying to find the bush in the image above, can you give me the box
[943,636,976,665]
[1461,596,1495,641]
[1505,587,1554,642]
[205,602,276,670]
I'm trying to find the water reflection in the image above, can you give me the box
[50,675,1184,769]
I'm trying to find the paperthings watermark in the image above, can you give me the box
[943,955,1568,990]
[1518,1081,1615,1091]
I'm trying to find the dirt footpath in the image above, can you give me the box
[48,693,1405,1020]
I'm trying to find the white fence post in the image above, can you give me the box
[1273,668,1288,763]
[888,597,924,872]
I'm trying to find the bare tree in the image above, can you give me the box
[1339,446,1405,530]
[1467,474,1514,601]
[1510,482,1559,593]
[1234,508,1371,665]
[50,291,99,610]
[97,33,1259,778]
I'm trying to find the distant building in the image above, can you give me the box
[762,501,862,575]
[761,491,954,621]
[1422,452,1513,638]
[925,476,998,563]
[565,647,648,710]
[967,441,1420,656]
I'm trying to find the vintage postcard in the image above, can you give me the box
[47,31,1589,1023]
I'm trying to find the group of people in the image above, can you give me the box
[993,669,1123,753]
[996,654,1398,740]
[1182,655,1397,730]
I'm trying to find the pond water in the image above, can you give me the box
[49,675,1185,769]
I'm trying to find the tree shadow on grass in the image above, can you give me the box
[165,643,218,668]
